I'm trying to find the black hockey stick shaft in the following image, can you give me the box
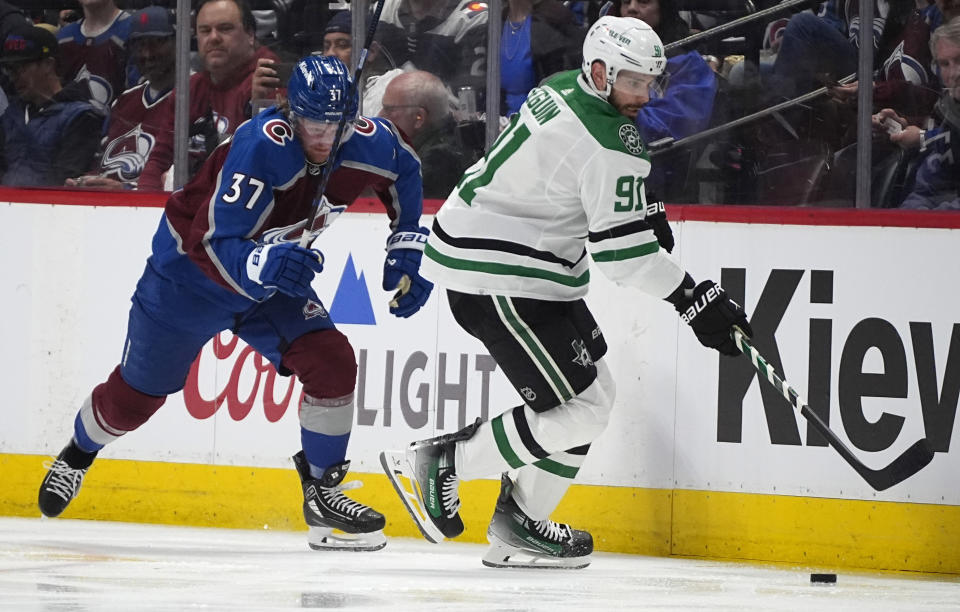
[731,327,934,491]
[299,0,387,248]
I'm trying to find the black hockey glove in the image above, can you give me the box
[644,198,674,253]
[671,277,753,355]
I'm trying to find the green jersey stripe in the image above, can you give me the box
[532,456,581,479]
[591,240,659,262]
[424,243,591,288]
[491,414,525,469]
[494,296,575,402]
[460,123,531,204]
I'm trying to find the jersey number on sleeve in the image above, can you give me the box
[613,175,646,212]
[222,173,266,210]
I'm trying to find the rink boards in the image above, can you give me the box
[1,194,958,574]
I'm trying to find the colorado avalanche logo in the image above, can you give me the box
[353,117,377,136]
[100,124,156,181]
[618,124,644,156]
[262,118,294,145]
[259,200,347,244]
[76,64,113,112]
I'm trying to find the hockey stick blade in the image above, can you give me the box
[732,327,935,491]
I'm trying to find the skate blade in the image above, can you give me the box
[379,450,445,544]
[481,540,591,570]
[307,526,386,552]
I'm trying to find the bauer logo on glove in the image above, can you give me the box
[382,226,434,318]
[678,282,724,325]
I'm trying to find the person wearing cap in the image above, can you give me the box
[322,10,353,66]
[0,24,103,187]
[66,6,176,191]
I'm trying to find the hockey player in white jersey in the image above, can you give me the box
[381,16,753,569]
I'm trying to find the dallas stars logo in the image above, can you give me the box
[618,124,644,156]
[571,339,594,368]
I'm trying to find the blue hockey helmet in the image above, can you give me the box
[287,55,358,123]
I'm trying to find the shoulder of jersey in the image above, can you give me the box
[343,116,399,150]
[241,110,304,159]
[545,73,647,159]
[56,22,82,43]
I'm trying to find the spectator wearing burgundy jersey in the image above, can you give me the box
[56,0,135,112]
[67,6,175,190]
[141,0,278,188]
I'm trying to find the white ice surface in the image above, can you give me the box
[0,517,956,612]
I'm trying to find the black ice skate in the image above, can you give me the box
[379,420,480,543]
[293,451,386,551]
[38,441,98,518]
[482,474,593,569]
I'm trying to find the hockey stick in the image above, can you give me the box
[731,327,935,491]
[299,0,387,248]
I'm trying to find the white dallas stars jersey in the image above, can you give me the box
[421,69,685,301]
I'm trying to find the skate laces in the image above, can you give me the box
[533,518,570,543]
[439,470,461,518]
[41,459,86,502]
[320,480,369,517]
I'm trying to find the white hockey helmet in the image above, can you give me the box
[581,16,667,99]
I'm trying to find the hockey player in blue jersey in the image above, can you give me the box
[37,55,433,552]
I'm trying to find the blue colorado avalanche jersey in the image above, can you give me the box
[149,106,424,311]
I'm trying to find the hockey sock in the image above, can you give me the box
[510,444,589,520]
[299,394,354,478]
[72,411,105,454]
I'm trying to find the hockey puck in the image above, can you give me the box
[810,573,837,584]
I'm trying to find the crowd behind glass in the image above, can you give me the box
[0,0,957,209]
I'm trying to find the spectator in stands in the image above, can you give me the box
[141,0,278,189]
[252,11,395,115]
[67,6,176,191]
[880,17,960,210]
[379,70,478,197]
[769,0,936,111]
[825,2,941,125]
[0,24,102,187]
[56,0,135,111]
[610,0,716,144]
[500,0,583,116]
[322,9,353,66]
[0,1,27,42]
[252,10,353,102]
[376,0,489,89]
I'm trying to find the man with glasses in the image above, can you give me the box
[378,70,477,197]
[37,56,433,553]
[0,24,102,186]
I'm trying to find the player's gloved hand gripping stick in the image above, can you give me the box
[671,277,934,490]
[246,242,324,297]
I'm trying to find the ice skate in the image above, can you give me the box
[380,420,480,543]
[38,441,98,518]
[482,474,593,569]
[293,451,386,551]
